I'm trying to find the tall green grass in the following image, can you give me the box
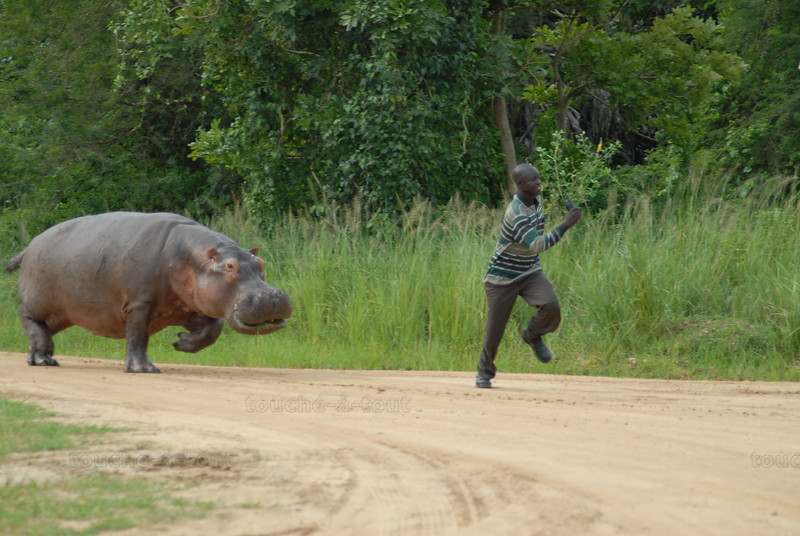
[2,181,798,380]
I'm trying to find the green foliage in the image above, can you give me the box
[532,130,624,212]
[561,182,800,378]
[2,0,795,231]
[707,0,800,179]
[524,4,744,154]
[165,0,503,216]
[0,0,241,245]
[0,1,126,224]
[614,143,685,202]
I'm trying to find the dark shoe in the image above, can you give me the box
[522,329,552,363]
[475,374,492,389]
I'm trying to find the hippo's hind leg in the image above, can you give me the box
[173,315,223,353]
[17,304,60,366]
[124,302,160,373]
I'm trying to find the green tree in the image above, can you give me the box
[123,0,504,218]
[523,4,744,156]
[5,0,788,239]
[709,0,800,180]
[0,0,240,247]
[0,0,128,228]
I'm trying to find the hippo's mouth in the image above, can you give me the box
[243,318,287,330]
[228,303,288,334]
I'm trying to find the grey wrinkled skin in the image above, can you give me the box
[5,212,292,373]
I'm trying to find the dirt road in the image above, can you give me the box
[1,351,798,535]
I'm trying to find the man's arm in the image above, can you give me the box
[518,206,582,254]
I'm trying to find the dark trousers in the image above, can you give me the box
[477,270,561,379]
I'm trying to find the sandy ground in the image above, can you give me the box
[1,351,799,536]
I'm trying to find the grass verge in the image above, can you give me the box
[0,397,212,535]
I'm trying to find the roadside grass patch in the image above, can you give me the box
[0,397,212,535]
[0,474,211,536]
[0,398,120,460]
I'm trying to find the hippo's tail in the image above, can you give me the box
[5,250,24,273]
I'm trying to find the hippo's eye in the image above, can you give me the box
[226,262,235,270]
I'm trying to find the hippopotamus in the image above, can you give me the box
[5,212,292,373]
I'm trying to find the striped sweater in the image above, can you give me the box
[483,194,569,285]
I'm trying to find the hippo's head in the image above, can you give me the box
[185,245,292,334]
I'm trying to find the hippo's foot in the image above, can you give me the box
[173,331,207,353]
[173,318,223,353]
[124,359,161,373]
[27,350,59,367]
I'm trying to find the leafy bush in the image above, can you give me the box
[531,130,624,212]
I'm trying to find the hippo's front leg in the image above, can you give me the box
[124,303,160,373]
[173,315,224,353]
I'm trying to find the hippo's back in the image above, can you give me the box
[15,212,212,335]
[22,212,195,277]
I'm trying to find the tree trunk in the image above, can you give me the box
[494,96,516,195]
[491,11,516,196]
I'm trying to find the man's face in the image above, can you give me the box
[517,168,542,198]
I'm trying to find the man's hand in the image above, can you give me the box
[564,207,582,228]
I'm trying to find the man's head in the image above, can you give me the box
[512,163,542,201]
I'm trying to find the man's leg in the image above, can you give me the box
[477,281,520,381]
[520,271,561,362]
[520,271,561,335]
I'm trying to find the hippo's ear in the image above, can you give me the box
[206,248,218,260]
[249,247,259,256]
